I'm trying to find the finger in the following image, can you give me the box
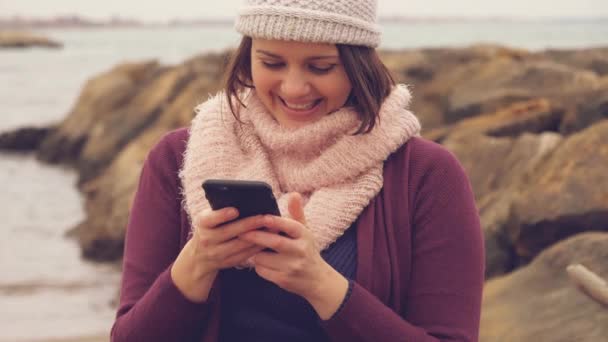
[252,251,290,271]
[222,245,265,268]
[288,192,307,225]
[260,215,303,239]
[239,229,298,254]
[197,214,266,246]
[217,215,267,242]
[195,207,239,229]
[204,237,256,260]
[255,264,285,285]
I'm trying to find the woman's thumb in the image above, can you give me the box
[288,192,306,224]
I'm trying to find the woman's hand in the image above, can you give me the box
[239,193,349,320]
[171,208,266,303]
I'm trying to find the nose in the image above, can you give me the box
[280,69,311,99]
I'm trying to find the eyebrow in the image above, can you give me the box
[255,49,339,60]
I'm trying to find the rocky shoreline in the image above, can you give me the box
[0,31,62,49]
[2,45,607,341]
[24,335,107,342]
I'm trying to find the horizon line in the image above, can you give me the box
[1,14,607,23]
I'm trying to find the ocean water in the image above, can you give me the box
[0,21,606,341]
[0,155,120,342]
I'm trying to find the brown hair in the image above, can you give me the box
[223,36,395,134]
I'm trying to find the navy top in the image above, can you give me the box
[219,225,358,342]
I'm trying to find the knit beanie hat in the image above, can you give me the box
[235,0,381,48]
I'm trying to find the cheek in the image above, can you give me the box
[251,67,263,89]
[323,76,352,107]
[251,66,275,93]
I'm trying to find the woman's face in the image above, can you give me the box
[250,38,353,129]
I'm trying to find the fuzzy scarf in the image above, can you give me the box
[179,85,421,251]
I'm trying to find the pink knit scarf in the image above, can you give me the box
[179,85,421,251]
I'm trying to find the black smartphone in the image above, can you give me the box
[202,179,281,219]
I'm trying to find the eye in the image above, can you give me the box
[262,61,284,69]
[309,64,336,74]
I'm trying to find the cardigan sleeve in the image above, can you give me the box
[322,144,485,341]
[111,132,213,341]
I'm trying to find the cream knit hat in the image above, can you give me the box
[235,0,381,48]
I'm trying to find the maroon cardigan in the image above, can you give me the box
[111,128,484,341]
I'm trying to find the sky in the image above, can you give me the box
[1,0,607,21]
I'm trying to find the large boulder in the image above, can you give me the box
[381,49,445,129]
[444,118,608,278]
[435,99,564,200]
[443,132,562,278]
[383,44,530,130]
[445,59,600,123]
[38,60,161,166]
[424,98,563,143]
[74,63,195,182]
[38,53,227,184]
[477,191,518,279]
[541,47,608,76]
[480,232,608,341]
[558,80,608,134]
[508,120,608,262]
[382,45,608,131]
[69,57,224,261]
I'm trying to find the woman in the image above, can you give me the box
[111,0,484,341]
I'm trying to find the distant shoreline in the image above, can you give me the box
[1,15,606,30]
[23,335,108,342]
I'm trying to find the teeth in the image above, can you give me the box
[282,98,318,110]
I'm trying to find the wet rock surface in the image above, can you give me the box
[0,126,54,152]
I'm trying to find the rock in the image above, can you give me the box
[424,99,564,143]
[438,98,608,278]
[381,49,444,128]
[558,80,608,135]
[0,31,62,49]
[384,44,529,130]
[69,61,224,262]
[443,132,562,278]
[480,232,608,341]
[38,53,228,185]
[381,50,435,82]
[0,126,54,152]
[541,47,608,76]
[37,335,108,342]
[446,59,600,123]
[38,60,162,167]
[75,64,193,182]
[443,131,562,201]
[508,120,608,261]
[477,191,518,279]
[383,45,608,132]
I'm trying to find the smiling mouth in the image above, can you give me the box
[279,96,322,111]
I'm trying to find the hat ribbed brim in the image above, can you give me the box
[235,6,381,48]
